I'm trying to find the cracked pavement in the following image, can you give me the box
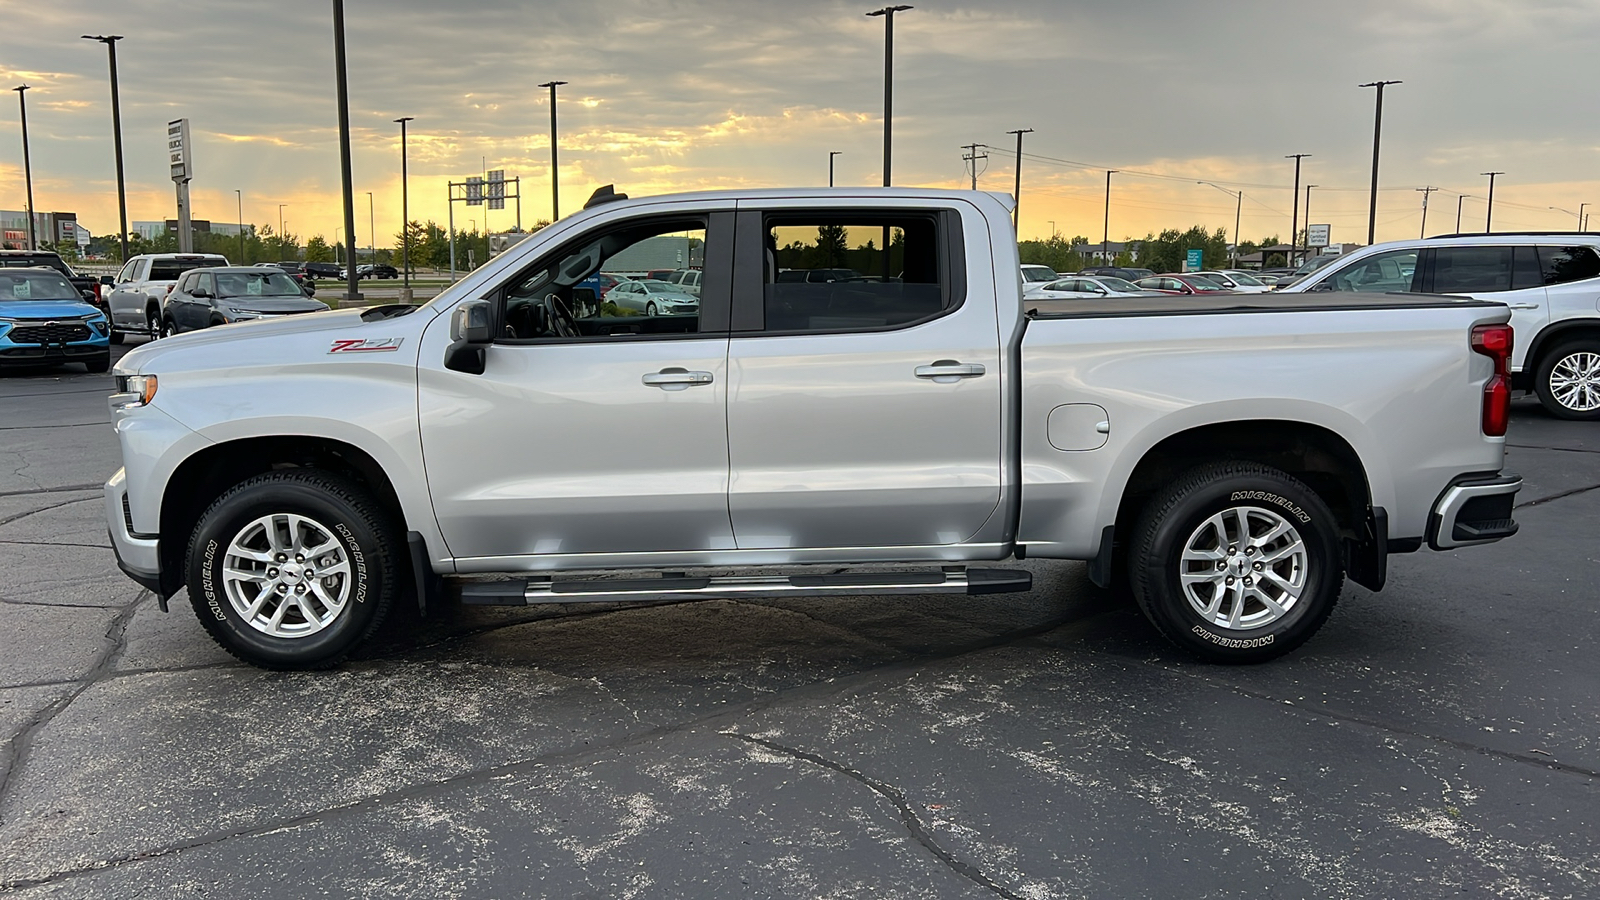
[1,346,1597,898]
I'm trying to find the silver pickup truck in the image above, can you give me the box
[104,187,1520,670]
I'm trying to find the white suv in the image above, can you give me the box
[1281,233,1600,419]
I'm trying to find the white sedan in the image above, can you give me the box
[608,279,700,315]
[1193,271,1274,294]
[1023,275,1154,300]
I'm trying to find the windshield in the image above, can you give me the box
[1294,255,1338,276]
[214,271,305,298]
[0,270,80,301]
[150,258,226,281]
[1225,271,1265,286]
[1097,277,1141,292]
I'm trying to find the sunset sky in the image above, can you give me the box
[2,0,1597,250]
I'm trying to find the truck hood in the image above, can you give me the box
[114,305,433,375]
[0,299,104,320]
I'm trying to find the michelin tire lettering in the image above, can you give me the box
[1230,490,1312,523]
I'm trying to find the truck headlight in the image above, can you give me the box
[110,374,158,410]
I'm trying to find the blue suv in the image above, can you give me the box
[0,267,112,373]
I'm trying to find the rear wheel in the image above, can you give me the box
[146,307,162,339]
[1128,461,1343,663]
[1534,339,1600,420]
[186,470,398,670]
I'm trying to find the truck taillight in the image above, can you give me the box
[1471,323,1513,437]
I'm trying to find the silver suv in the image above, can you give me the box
[1282,233,1600,419]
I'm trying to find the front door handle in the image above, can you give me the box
[642,367,714,391]
[915,361,986,384]
[1507,303,1540,310]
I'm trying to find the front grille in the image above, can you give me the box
[9,322,92,344]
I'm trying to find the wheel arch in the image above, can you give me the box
[156,435,410,596]
[1520,320,1600,382]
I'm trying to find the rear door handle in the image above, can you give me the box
[915,361,986,383]
[642,367,714,390]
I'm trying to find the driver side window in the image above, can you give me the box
[1328,249,1420,292]
[497,217,720,342]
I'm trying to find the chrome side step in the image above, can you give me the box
[458,567,1032,606]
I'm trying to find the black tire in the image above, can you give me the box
[186,470,399,670]
[645,301,658,316]
[146,307,163,339]
[1533,339,1600,421]
[85,353,110,374]
[1128,461,1343,663]
[161,316,177,338]
[109,329,124,345]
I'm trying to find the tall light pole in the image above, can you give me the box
[1199,181,1243,267]
[1416,186,1438,238]
[12,85,36,251]
[538,81,566,220]
[1359,80,1401,245]
[235,189,244,262]
[1552,204,1585,230]
[1286,153,1310,264]
[1006,128,1032,232]
[1102,170,1116,264]
[82,35,129,262]
[829,150,842,187]
[367,191,375,265]
[1304,184,1318,253]
[394,116,413,288]
[330,0,361,303]
[1482,171,1504,232]
[278,203,287,259]
[1456,194,1470,232]
[866,6,912,187]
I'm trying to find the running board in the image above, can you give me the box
[458,567,1032,606]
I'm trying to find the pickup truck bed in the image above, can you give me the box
[1025,291,1500,318]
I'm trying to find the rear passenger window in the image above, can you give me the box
[1511,247,1542,291]
[1431,246,1512,293]
[763,214,952,332]
[1538,246,1600,285]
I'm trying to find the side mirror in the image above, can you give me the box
[81,289,96,302]
[445,299,493,375]
[191,289,210,299]
[99,275,115,286]
[1308,281,1334,293]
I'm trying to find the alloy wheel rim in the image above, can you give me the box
[222,512,353,638]
[1178,505,1308,631]
[1549,352,1600,412]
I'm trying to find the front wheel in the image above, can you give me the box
[1534,340,1600,420]
[109,329,125,345]
[160,316,177,338]
[85,353,110,374]
[645,301,658,316]
[186,470,398,670]
[1128,461,1343,663]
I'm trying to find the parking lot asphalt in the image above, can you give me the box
[1,343,1597,898]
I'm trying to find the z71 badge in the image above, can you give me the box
[329,337,404,354]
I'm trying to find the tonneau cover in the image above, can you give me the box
[1025,291,1501,319]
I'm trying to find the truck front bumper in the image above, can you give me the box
[1428,473,1521,551]
[105,468,163,597]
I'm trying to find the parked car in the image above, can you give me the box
[1278,233,1600,419]
[0,249,102,310]
[105,186,1521,670]
[104,252,230,341]
[0,267,111,373]
[304,261,342,280]
[1080,265,1156,282]
[368,264,398,280]
[577,272,625,300]
[1134,274,1231,295]
[663,268,703,296]
[607,279,700,315]
[1190,271,1273,294]
[776,268,864,283]
[645,268,678,280]
[1021,264,1060,286]
[158,267,329,336]
[1023,275,1152,300]
[253,262,315,294]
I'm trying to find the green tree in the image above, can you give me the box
[1132,226,1230,272]
[305,235,334,263]
[1019,234,1091,273]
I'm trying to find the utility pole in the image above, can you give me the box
[961,143,986,190]
[1359,80,1401,245]
[1304,184,1318,254]
[1456,194,1469,233]
[538,81,566,219]
[367,191,375,266]
[1006,129,1032,232]
[829,150,842,187]
[1286,154,1310,265]
[1482,172,1504,232]
[235,189,244,262]
[395,116,413,290]
[1416,186,1438,238]
[331,0,361,304]
[1102,170,1116,264]
[867,6,912,187]
[278,204,287,259]
[1580,203,1590,232]
[82,35,129,262]
[13,85,35,250]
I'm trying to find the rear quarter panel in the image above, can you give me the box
[1017,304,1511,558]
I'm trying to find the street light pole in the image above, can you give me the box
[1102,170,1116,264]
[12,85,36,251]
[537,81,567,220]
[1198,181,1243,267]
[1482,171,1504,232]
[1304,184,1317,254]
[866,6,912,187]
[367,191,375,266]
[1580,203,1590,232]
[82,35,129,262]
[235,189,243,262]
[278,203,287,259]
[1006,128,1032,233]
[394,116,413,288]
[1456,194,1469,233]
[1286,153,1309,265]
[331,0,361,304]
[1359,80,1401,245]
[829,150,842,187]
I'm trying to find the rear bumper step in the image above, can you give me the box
[458,567,1032,606]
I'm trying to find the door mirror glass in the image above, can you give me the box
[99,275,115,286]
[451,299,493,344]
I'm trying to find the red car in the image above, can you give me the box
[1133,274,1231,296]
